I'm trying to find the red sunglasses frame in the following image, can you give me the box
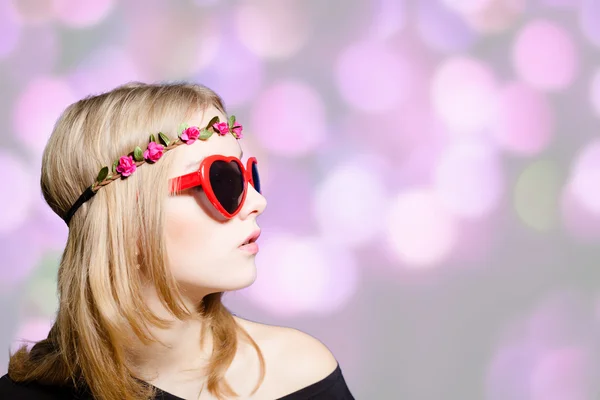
[169,155,259,218]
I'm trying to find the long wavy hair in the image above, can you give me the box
[7,82,266,400]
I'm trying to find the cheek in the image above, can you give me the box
[164,197,227,271]
[164,199,211,261]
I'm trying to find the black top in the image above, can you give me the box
[0,363,354,399]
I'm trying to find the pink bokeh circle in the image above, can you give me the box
[250,81,327,157]
[490,82,554,156]
[53,0,116,28]
[512,19,578,91]
[13,77,77,157]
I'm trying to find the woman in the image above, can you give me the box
[0,83,354,399]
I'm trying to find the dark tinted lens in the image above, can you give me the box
[209,160,244,214]
[251,161,261,194]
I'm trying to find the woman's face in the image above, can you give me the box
[163,107,267,299]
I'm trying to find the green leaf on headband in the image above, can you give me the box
[207,116,219,129]
[177,123,189,135]
[150,134,156,143]
[133,146,144,161]
[112,160,118,174]
[96,166,109,182]
[228,115,236,127]
[158,132,170,146]
[200,129,213,140]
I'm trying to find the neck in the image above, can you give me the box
[126,284,214,383]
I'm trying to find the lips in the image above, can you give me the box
[240,229,261,247]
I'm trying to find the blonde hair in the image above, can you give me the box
[8,82,266,400]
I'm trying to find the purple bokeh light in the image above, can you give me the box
[68,47,141,97]
[369,0,406,40]
[258,160,315,234]
[490,82,554,156]
[197,36,265,108]
[540,0,580,7]
[5,25,59,80]
[487,291,598,400]
[513,19,578,91]
[486,342,537,400]
[335,40,415,113]
[580,0,600,48]
[13,77,77,157]
[0,223,45,288]
[417,0,478,53]
[530,347,595,400]
[0,1,21,59]
[250,81,327,157]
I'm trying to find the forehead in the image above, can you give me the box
[168,107,243,177]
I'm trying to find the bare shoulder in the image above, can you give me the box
[233,316,339,392]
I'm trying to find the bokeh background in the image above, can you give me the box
[1,0,600,398]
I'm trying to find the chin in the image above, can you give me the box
[179,263,258,298]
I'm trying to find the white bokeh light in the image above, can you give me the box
[313,158,389,247]
[569,139,600,215]
[431,56,499,135]
[234,0,310,59]
[433,141,504,219]
[561,182,600,242]
[386,188,459,268]
[244,233,359,316]
[441,0,494,14]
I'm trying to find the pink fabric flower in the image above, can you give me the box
[143,142,164,162]
[116,155,137,177]
[231,123,243,139]
[213,122,230,136]
[181,126,201,144]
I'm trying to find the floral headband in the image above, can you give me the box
[62,115,243,225]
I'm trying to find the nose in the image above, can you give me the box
[239,182,267,220]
